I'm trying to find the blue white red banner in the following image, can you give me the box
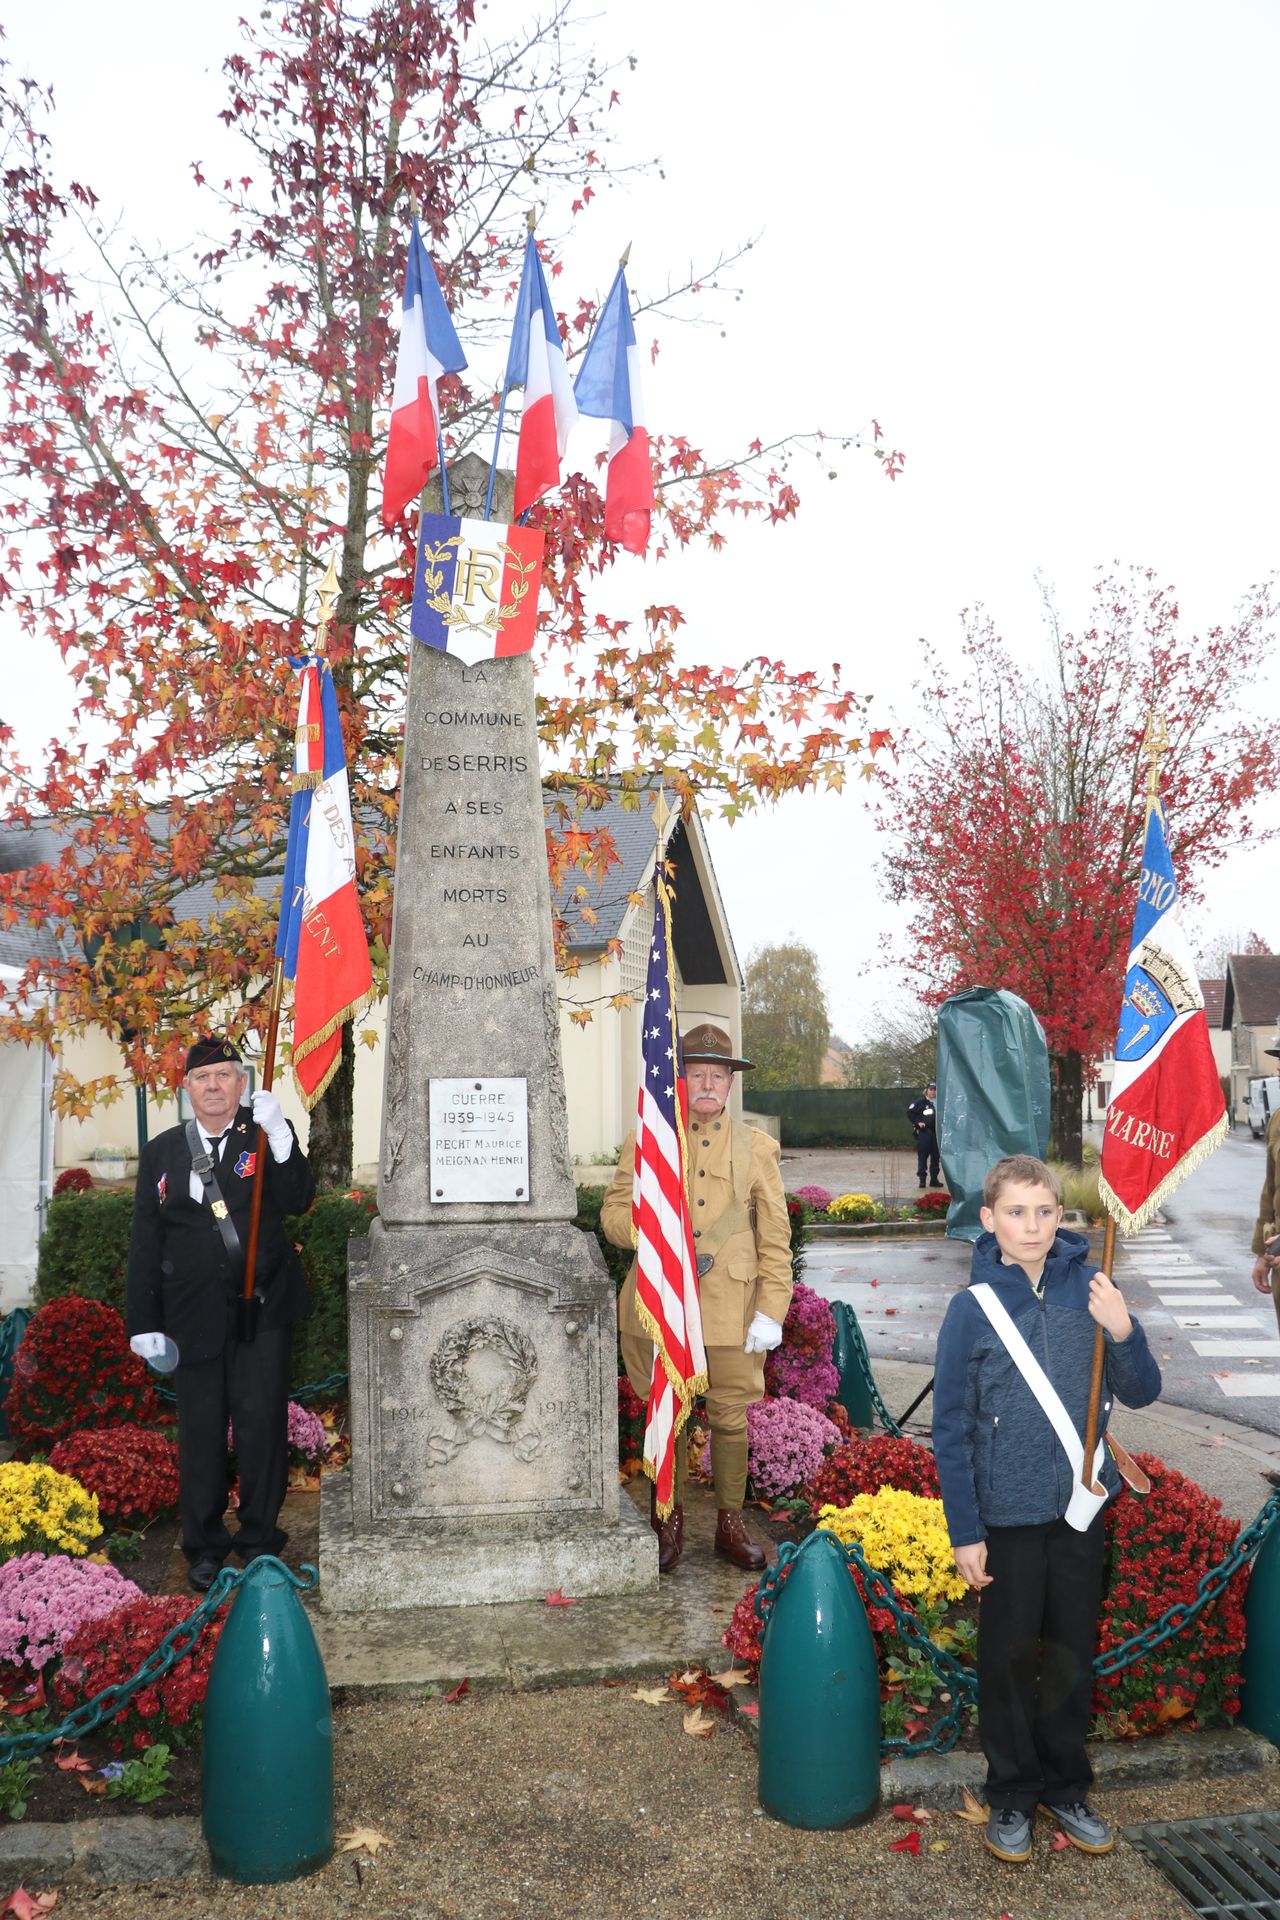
[504,231,577,518]
[574,263,653,554]
[276,657,373,1110]
[631,873,707,1518]
[382,220,467,526]
[410,512,544,664]
[1099,795,1227,1232]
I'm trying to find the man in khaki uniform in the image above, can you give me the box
[603,1024,793,1574]
[1251,1046,1280,1333]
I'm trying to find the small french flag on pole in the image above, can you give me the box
[574,261,653,555]
[505,231,577,518]
[382,221,467,526]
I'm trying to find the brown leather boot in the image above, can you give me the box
[650,1484,684,1574]
[714,1508,765,1571]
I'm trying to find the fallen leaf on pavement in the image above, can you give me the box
[884,1308,898,1316]
[708,1666,748,1690]
[888,1830,921,1854]
[1051,1829,1071,1851]
[870,1278,879,1287]
[631,1686,672,1706]
[891,1803,919,1821]
[952,1787,987,1826]
[52,1748,91,1773]
[677,1668,702,1687]
[545,1589,577,1607]
[928,1839,949,1852]
[2,1893,58,1918]
[682,1707,715,1739]
[338,1828,389,1855]
[912,1806,931,1821]
[738,1701,759,1718]
[442,1679,469,1704]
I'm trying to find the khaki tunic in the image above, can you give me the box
[602,1117,794,1407]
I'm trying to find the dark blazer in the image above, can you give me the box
[126,1106,315,1364]
[906,1096,937,1136]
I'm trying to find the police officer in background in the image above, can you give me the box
[603,1024,794,1575]
[907,1079,942,1188]
[126,1037,315,1590]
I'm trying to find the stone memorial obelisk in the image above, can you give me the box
[320,455,655,1608]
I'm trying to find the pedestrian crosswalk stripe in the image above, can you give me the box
[1157,1294,1242,1308]
[1173,1313,1267,1328]
[1214,1375,1280,1397]
[1191,1339,1280,1356]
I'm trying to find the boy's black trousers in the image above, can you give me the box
[977,1510,1107,1813]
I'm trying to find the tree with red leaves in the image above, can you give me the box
[875,567,1277,1162]
[0,2,898,1180]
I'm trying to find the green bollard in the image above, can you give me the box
[832,1300,875,1429]
[202,1558,334,1884]
[758,1530,881,1828]
[1241,1507,1280,1745]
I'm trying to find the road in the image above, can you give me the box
[802,1129,1280,1438]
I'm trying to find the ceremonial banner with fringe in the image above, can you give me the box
[631,871,707,1517]
[276,656,372,1109]
[1098,790,1227,1232]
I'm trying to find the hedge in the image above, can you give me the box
[35,1188,373,1393]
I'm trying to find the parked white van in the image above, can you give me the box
[1246,1075,1280,1139]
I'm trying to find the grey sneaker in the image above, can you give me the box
[984,1807,1032,1862]
[1041,1800,1114,1854]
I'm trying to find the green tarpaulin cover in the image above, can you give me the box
[937,988,1050,1242]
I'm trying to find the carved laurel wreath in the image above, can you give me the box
[429,1314,540,1452]
[419,535,536,636]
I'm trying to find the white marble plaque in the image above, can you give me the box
[429,1077,529,1203]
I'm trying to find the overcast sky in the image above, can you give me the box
[5,1,1279,1042]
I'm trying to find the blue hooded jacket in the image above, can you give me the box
[932,1227,1162,1547]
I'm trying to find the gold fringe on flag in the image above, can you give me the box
[1097,1108,1229,1235]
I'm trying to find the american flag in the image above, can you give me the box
[631,871,708,1517]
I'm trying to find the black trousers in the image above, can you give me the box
[173,1324,291,1564]
[915,1130,940,1183]
[977,1512,1106,1812]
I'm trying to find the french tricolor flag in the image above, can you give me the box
[382,221,467,526]
[574,263,653,555]
[505,232,577,518]
[276,658,373,1109]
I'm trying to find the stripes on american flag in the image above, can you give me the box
[631,871,708,1518]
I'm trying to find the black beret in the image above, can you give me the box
[185,1036,243,1074]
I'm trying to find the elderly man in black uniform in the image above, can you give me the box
[126,1037,315,1590]
[907,1079,942,1189]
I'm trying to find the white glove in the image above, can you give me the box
[744,1312,784,1355]
[252,1089,293,1161]
[129,1333,167,1361]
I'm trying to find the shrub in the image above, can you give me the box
[805,1434,940,1513]
[52,1593,225,1753]
[0,1553,143,1671]
[574,1186,632,1293]
[617,1373,645,1469]
[1093,1452,1248,1735]
[49,1428,180,1530]
[792,1185,831,1213]
[817,1487,968,1610]
[743,1397,842,1500]
[765,1280,838,1410]
[784,1195,812,1290]
[0,1462,101,1561]
[35,1190,132,1315]
[1050,1162,1104,1223]
[5,1297,157,1456]
[286,1400,328,1466]
[915,1189,951,1216]
[827,1192,876,1223]
[52,1168,93,1198]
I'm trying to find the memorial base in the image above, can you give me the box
[317,1470,656,1610]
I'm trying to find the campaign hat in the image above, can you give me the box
[680,1023,753,1074]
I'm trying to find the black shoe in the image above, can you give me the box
[188,1555,223,1592]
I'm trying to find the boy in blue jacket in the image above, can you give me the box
[933,1155,1161,1865]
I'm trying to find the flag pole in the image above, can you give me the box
[485,208,538,522]
[237,557,341,1344]
[1079,712,1170,1486]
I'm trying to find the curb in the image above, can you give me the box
[809,1220,948,1239]
[726,1691,1278,1806]
[0,1813,205,1884]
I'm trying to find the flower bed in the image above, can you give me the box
[764,1280,838,1410]
[915,1188,951,1216]
[817,1486,967,1610]
[827,1192,876,1223]
[744,1397,841,1500]
[805,1434,940,1512]
[6,1296,157,1455]
[52,1593,225,1753]
[0,1553,143,1671]
[49,1427,179,1531]
[791,1185,831,1214]
[0,1462,101,1561]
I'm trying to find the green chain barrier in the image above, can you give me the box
[754,1491,1280,1759]
[0,1559,319,1770]
[153,1370,348,1407]
[846,1312,905,1439]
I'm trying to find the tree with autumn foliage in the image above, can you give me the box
[875,568,1278,1163]
[0,2,899,1182]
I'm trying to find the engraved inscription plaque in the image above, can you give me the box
[429,1077,529,1202]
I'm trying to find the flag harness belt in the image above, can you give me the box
[185,1120,247,1278]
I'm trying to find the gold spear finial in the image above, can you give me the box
[619,240,632,269]
[1142,710,1170,809]
[315,556,340,654]
[651,788,672,852]
[525,206,538,234]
